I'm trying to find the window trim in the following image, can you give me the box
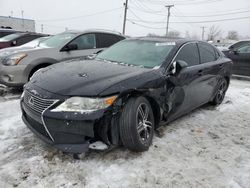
[197,41,220,64]
[166,41,200,74]
[61,33,97,51]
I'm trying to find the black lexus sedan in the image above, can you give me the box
[21,38,232,153]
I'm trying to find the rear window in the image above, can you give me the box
[0,33,25,42]
[198,42,217,63]
[97,33,124,48]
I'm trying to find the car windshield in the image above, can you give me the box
[39,33,77,48]
[96,39,175,68]
[21,37,50,47]
[0,33,25,42]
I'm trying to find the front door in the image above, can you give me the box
[60,33,100,61]
[166,42,202,121]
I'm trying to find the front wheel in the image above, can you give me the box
[119,97,155,152]
[211,78,228,105]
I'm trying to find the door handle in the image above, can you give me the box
[197,70,203,76]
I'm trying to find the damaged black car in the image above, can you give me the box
[20,38,232,153]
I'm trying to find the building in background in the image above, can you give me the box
[0,16,35,32]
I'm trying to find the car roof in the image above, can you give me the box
[61,29,125,37]
[126,37,199,45]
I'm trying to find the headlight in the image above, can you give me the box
[51,95,118,113]
[2,53,27,66]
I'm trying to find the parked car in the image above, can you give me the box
[21,38,232,154]
[0,28,19,38]
[223,40,250,76]
[0,36,50,54]
[0,30,125,87]
[0,32,48,49]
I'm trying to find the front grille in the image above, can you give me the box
[23,90,56,114]
[25,113,51,140]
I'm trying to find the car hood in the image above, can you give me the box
[0,46,35,56]
[28,59,157,97]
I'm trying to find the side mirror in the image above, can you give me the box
[87,50,104,60]
[62,43,78,51]
[233,50,239,55]
[169,60,188,75]
[11,40,17,46]
[229,49,238,55]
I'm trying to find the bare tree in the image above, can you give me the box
[167,31,180,38]
[226,31,239,40]
[207,25,222,41]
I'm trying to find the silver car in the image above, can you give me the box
[0,29,125,87]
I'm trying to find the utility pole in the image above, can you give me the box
[165,5,174,37]
[122,0,128,35]
[41,24,44,33]
[21,10,24,29]
[201,26,206,41]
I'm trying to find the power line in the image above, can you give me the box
[172,9,250,17]
[129,5,250,18]
[139,0,223,6]
[128,15,250,24]
[127,19,186,35]
[37,7,123,22]
[128,20,165,29]
[172,16,250,23]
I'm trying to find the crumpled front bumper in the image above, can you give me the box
[21,97,110,153]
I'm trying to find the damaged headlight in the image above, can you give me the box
[2,53,27,66]
[51,96,117,113]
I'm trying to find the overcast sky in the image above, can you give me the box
[1,0,250,39]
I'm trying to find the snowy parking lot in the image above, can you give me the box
[0,79,250,188]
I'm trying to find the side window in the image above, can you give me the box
[237,44,250,53]
[69,34,96,50]
[97,33,123,48]
[198,43,217,63]
[175,43,199,66]
[16,35,39,45]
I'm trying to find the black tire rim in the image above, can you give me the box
[136,103,153,145]
[216,80,227,103]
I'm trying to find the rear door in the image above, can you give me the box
[196,42,222,104]
[60,33,99,61]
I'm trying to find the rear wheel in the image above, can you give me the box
[211,78,228,105]
[119,97,154,152]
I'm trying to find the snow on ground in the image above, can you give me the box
[0,79,250,188]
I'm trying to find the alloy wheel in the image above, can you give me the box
[136,103,153,144]
[216,80,227,103]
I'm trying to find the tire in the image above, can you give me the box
[211,77,228,105]
[28,66,47,81]
[119,96,155,152]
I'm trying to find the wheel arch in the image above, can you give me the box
[28,63,52,79]
[118,90,162,128]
